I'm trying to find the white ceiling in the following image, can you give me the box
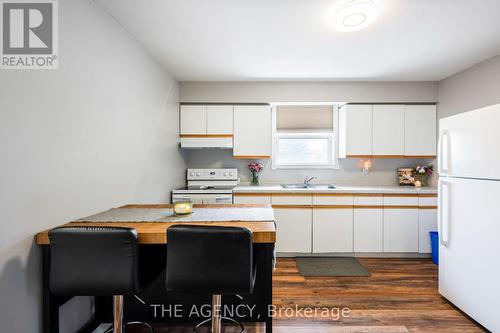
[96,0,500,81]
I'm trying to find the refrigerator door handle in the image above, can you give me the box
[438,129,450,174]
[438,180,450,247]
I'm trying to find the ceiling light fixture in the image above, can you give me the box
[332,0,379,32]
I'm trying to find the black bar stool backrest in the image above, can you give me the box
[166,225,255,295]
[49,226,142,296]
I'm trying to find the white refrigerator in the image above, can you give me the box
[438,103,500,332]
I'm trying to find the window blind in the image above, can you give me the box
[276,105,333,131]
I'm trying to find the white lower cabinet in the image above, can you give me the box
[313,208,353,253]
[383,208,419,252]
[354,208,383,252]
[418,209,438,253]
[243,193,435,255]
[274,208,312,253]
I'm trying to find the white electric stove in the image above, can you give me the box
[172,168,238,204]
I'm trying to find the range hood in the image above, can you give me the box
[180,136,233,149]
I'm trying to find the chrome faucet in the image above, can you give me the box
[303,176,317,186]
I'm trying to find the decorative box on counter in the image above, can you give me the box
[398,168,415,186]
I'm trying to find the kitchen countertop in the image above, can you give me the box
[36,204,276,244]
[233,185,437,194]
[74,204,275,223]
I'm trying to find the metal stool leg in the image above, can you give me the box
[194,294,244,333]
[105,321,154,333]
[104,295,154,333]
[194,317,245,333]
[114,295,124,333]
[194,317,212,332]
[221,317,245,333]
[125,321,154,332]
[212,295,222,333]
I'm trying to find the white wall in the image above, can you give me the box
[187,150,433,186]
[180,81,438,103]
[0,0,185,332]
[438,55,500,119]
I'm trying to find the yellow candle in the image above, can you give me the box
[174,201,193,215]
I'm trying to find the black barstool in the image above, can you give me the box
[166,225,256,333]
[49,226,156,333]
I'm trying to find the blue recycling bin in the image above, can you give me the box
[430,231,439,265]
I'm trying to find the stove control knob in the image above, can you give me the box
[229,171,234,176]
[189,171,195,177]
[196,172,201,177]
[224,172,228,177]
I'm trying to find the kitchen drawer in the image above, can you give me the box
[353,195,383,206]
[312,194,353,206]
[272,194,312,206]
[418,196,438,207]
[383,195,418,206]
[233,194,271,204]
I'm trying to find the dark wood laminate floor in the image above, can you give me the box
[148,258,488,333]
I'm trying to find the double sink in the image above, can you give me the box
[281,184,336,189]
[281,176,336,189]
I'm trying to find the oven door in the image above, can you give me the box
[172,194,201,204]
[202,194,233,205]
[172,194,232,205]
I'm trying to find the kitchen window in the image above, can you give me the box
[272,104,339,169]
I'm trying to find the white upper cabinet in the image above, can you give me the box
[339,104,373,157]
[404,105,437,156]
[340,103,436,158]
[180,105,207,135]
[372,104,405,156]
[233,105,272,158]
[180,104,234,136]
[206,105,233,135]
